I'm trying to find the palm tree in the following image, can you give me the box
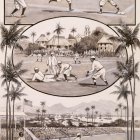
[111,84,131,140]
[0,20,27,140]
[42,109,46,117]
[118,103,123,119]
[40,101,46,126]
[115,108,119,125]
[71,27,77,37]
[113,56,139,140]
[0,59,27,140]
[30,31,36,44]
[109,22,140,140]
[85,107,90,126]
[54,23,65,45]
[46,32,50,37]
[36,109,40,120]
[3,85,26,140]
[95,111,98,122]
[91,105,95,125]
[123,106,127,122]
[115,108,119,120]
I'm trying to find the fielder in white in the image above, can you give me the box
[99,0,120,14]
[32,67,55,82]
[10,0,27,17]
[57,61,77,81]
[74,53,81,64]
[47,52,58,75]
[49,0,72,11]
[86,56,108,86]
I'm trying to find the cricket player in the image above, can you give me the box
[49,0,72,11]
[32,67,55,82]
[47,52,58,75]
[57,61,77,81]
[86,56,108,86]
[10,0,27,17]
[99,0,120,14]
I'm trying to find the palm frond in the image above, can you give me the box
[115,43,126,54]
[132,23,140,37]
[17,69,28,75]
[135,62,139,72]
[14,43,23,51]
[14,61,23,70]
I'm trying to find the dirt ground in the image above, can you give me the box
[13,53,125,97]
[4,0,135,25]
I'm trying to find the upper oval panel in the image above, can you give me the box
[13,17,126,97]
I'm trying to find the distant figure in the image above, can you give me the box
[32,67,55,82]
[36,53,42,62]
[57,61,77,82]
[10,0,27,17]
[75,133,81,140]
[18,132,25,140]
[49,0,72,11]
[99,0,120,14]
[47,52,58,75]
[74,53,81,64]
[86,56,108,86]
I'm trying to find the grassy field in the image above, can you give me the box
[13,53,124,97]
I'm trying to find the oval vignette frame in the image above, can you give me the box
[12,16,127,97]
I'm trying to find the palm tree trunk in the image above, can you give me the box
[4,45,9,140]
[92,110,93,126]
[129,79,133,140]
[8,81,12,140]
[130,45,135,140]
[58,34,59,46]
[87,113,88,126]
[126,98,129,140]
[12,100,15,140]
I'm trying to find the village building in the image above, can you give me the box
[46,35,71,50]
[36,34,48,48]
[97,35,115,53]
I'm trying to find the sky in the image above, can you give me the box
[23,17,117,41]
[0,1,140,110]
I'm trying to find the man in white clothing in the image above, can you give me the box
[10,0,27,17]
[74,52,81,64]
[99,0,120,14]
[47,52,58,75]
[57,61,77,81]
[86,56,108,86]
[32,67,55,82]
[49,0,72,11]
